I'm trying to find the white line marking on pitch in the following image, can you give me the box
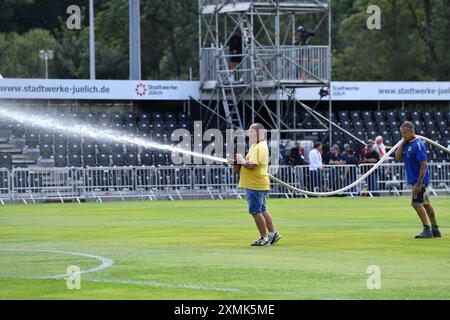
[0,248,344,299]
[81,277,341,299]
[0,248,114,279]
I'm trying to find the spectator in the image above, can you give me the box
[308,142,323,192]
[341,143,351,163]
[361,144,380,196]
[228,32,243,82]
[298,26,315,45]
[321,144,330,164]
[342,148,359,195]
[328,144,345,190]
[279,143,287,165]
[374,135,391,191]
[329,144,344,164]
[345,148,359,166]
[360,139,374,161]
[374,136,387,157]
[290,140,308,166]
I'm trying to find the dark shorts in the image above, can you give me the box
[411,184,430,207]
[245,189,268,215]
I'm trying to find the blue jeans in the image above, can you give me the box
[245,189,268,215]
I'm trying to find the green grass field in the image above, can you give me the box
[0,197,449,300]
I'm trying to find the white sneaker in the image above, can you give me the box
[250,237,271,246]
[269,232,282,245]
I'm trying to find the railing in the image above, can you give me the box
[201,0,329,7]
[200,45,329,88]
[256,46,329,83]
[10,168,77,203]
[0,163,449,204]
[0,169,10,205]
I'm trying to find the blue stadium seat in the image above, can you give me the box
[177,112,189,122]
[111,143,124,154]
[179,121,192,131]
[84,112,97,124]
[125,153,139,166]
[26,133,39,148]
[55,154,68,167]
[0,153,12,170]
[362,111,373,123]
[151,112,164,123]
[112,153,125,166]
[68,143,81,154]
[411,111,421,122]
[399,111,409,123]
[98,112,111,124]
[374,111,385,122]
[164,112,176,123]
[111,112,123,124]
[82,142,96,154]
[388,121,399,131]
[125,122,137,132]
[124,112,137,124]
[154,153,168,166]
[138,122,151,134]
[97,143,111,154]
[82,153,96,167]
[140,152,154,166]
[111,122,122,131]
[68,154,82,167]
[54,144,67,155]
[423,111,433,122]
[126,143,139,154]
[97,153,111,167]
[350,111,361,124]
[68,133,82,145]
[54,133,67,145]
[153,122,164,133]
[386,111,397,123]
[40,144,53,158]
[140,112,151,124]
[166,122,177,132]
[434,111,444,122]
[13,123,25,137]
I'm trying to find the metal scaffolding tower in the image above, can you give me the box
[198,0,332,142]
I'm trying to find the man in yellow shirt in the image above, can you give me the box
[235,123,281,246]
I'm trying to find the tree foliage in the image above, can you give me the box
[0,0,448,80]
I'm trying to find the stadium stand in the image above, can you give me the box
[0,108,448,170]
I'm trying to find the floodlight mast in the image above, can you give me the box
[198,0,332,143]
[39,50,54,79]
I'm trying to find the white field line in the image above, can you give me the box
[0,248,345,300]
[0,248,114,279]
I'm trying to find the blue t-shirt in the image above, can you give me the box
[402,138,430,186]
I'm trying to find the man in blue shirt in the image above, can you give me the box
[395,121,441,239]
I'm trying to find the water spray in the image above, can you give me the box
[0,105,448,197]
[0,106,228,164]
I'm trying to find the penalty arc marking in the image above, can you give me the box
[0,248,114,279]
[0,248,345,299]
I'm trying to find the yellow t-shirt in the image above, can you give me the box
[238,140,270,191]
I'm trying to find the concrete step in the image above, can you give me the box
[36,159,55,167]
[11,154,30,160]
[12,159,36,165]
[0,149,23,154]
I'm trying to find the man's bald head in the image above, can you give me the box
[249,123,266,142]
